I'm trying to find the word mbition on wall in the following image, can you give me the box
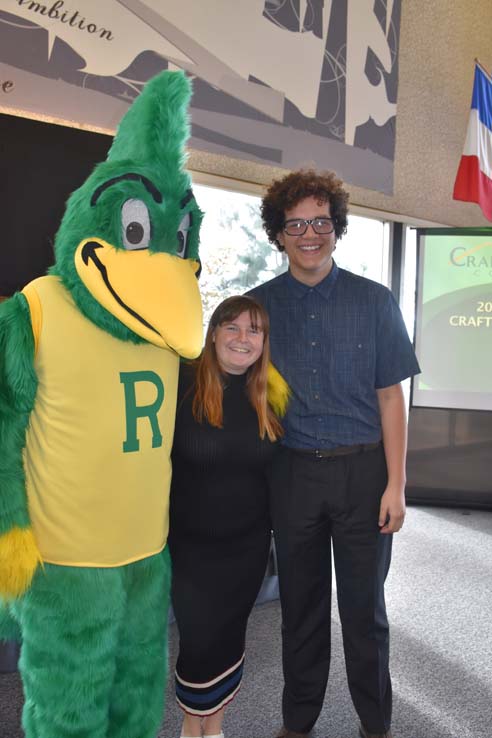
[17,0,114,40]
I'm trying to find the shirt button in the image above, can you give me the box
[312,369,317,374]
[314,393,319,400]
[310,314,316,319]
[311,341,317,346]
[317,417,322,422]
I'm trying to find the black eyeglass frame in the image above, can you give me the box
[283,216,335,236]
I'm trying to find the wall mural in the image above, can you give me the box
[0,0,401,193]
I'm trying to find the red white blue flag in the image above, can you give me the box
[453,63,492,220]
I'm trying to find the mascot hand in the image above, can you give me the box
[267,362,291,417]
[0,526,42,599]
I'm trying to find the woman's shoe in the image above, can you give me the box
[203,733,224,738]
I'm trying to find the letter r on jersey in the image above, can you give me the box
[120,371,164,452]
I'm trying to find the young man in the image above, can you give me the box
[249,170,420,738]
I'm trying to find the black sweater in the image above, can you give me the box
[170,365,276,541]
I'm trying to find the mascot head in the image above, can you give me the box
[51,70,202,357]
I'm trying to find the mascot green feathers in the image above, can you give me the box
[0,70,202,738]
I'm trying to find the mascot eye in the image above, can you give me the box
[177,212,192,258]
[121,199,151,250]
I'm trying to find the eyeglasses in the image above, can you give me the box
[283,217,335,236]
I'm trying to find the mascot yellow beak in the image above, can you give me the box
[75,239,202,357]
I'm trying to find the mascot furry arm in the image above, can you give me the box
[0,70,202,738]
[0,294,40,596]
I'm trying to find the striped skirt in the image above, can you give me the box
[170,523,271,717]
[175,653,245,716]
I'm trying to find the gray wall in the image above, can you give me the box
[188,1,492,227]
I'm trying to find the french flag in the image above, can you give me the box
[453,63,492,220]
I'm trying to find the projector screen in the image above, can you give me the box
[413,228,492,411]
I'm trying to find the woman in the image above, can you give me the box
[169,295,284,738]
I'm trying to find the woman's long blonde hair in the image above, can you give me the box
[192,295,283,441]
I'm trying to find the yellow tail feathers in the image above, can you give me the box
[267,363,291,417]
[0,527,42,599]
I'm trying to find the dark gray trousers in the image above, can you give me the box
[270,444,393,734]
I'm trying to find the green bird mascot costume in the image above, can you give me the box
[0,70,203,738]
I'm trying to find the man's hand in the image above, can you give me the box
[378,483,406,534]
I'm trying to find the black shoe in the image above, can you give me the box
[275,726,310,738]
[359,724,393,738]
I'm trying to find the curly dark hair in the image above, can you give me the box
[261,169,349,251]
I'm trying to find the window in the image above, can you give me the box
[401,227,418,410]
[335,214,389,286]
[401,227,417,340]
[194,184,286,326]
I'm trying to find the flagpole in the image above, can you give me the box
[474,57,492,80]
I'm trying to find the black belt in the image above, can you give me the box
[291,441,381,459]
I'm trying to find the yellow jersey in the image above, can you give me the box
[22,276,178,567]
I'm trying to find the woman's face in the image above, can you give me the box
[213,310,265,375]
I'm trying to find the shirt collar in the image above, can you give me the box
[285,261,339,300]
